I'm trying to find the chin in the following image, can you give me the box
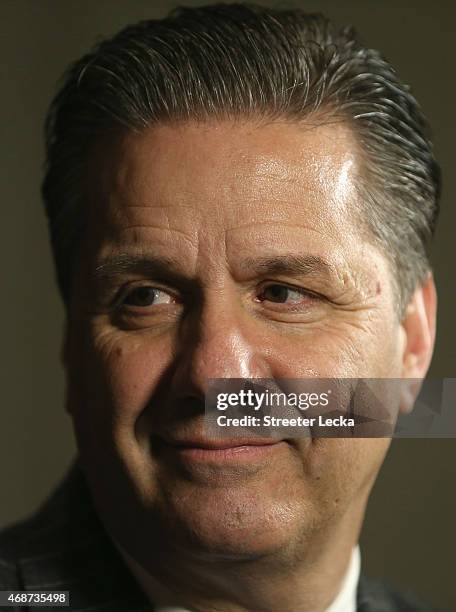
[148,488,312,564]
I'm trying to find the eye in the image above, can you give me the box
[258,284,311,304]
[256,283,320,311]
[120,285,175,308]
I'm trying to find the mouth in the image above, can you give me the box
[158,435,288,464]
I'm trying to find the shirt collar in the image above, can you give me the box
[326,545,361,612]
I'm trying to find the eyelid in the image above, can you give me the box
[112,281,179,309]
[257,280,324,301]
[109,279,323,310]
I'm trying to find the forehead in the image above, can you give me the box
[80,118,394,309]
[86,118,364,249]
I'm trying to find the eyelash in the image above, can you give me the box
[112,281,322,312]
[256,282,322,307]
[112,284,178,309]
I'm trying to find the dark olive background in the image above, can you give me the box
[1,1,455,609]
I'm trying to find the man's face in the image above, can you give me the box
[65,119,407,569]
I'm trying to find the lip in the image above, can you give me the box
[167,437,281,450]
[160,436,287,463]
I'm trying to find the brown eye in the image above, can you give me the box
[122,286,174,307]
[260,284,307,304]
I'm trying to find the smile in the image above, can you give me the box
[159,437,289,464]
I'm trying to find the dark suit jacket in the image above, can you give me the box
[0,462,440,611]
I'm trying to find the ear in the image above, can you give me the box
[399,272,437,412]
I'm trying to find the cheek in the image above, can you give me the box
[307,438,391,508]
[70,326,174,424]
[268,316,399,379]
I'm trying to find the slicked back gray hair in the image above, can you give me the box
[42,3,441,315]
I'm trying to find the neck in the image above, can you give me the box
[115,496,366,612]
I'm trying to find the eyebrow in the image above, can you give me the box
[239,254,337,279]
[91,253,338,286]
[92,254,190,287]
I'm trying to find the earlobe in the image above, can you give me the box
[399,273,437,412]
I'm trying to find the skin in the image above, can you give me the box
[64,118,436,611]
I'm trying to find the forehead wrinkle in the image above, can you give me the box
[117,225,199,249]
[120,203,202,211]
[223,221,340,247]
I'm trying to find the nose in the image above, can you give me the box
[170,295,268,398]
